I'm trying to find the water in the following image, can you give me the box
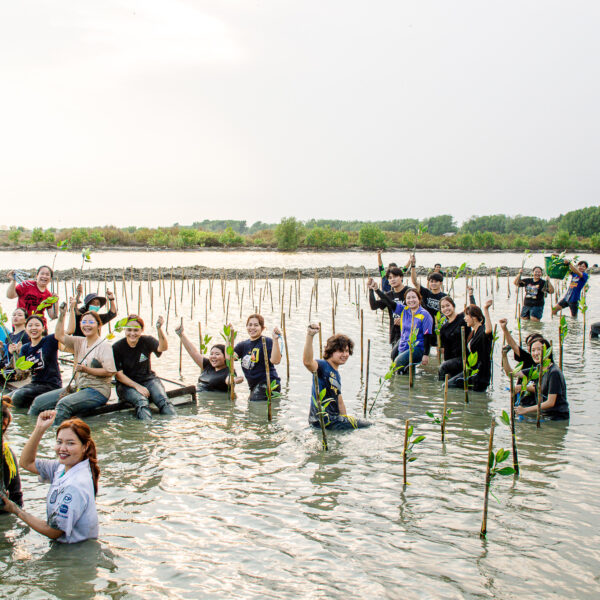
[0,252,598,599]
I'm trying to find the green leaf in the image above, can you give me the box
[412,435,426,444]
[495,466,516,476]
[467,352,478,367]
[426,411,434,418]
[408,456,418,462]
[15,357,34,370]
[500,410,510,426]
[226,346,233,356]
[407,425,414,439]
[488,451,494,469]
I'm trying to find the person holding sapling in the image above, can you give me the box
[176,323,243,393]
[514,266,554,321]
[113,315,176,420]
[0,308,30,376]
[67,285,117,336]
[437,287,476,381]
[6,265,58,325]
[367,266,409,355]
[0,410,99,543]
[303,323,369,430]
[29,301,116,424]
[448,300,494,392]
[10,315,63,409]
[514,337,569,420]
[233,314,282,401]
[498,318,543,376]
[552,258,589,317]
[0,399,24,513]
[392,288,434,373]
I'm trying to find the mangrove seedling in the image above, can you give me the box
[426,407,453,442]
[500,406,519,476]
[407,325,418,388]
[401,420,425,485]
[312,373,329,451]
[579,292,588,352]
[368,361,401,415]
[34,296,58,315]
[558,315,568,369]
[434,311,446,362]
[480,420,516,538]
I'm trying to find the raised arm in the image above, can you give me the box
[6,271,17,299]
[409,255,420,291]
[65,297,77,335]
[498,318,520,356]
[54,302,68,343]
[156,316,168,352]
[175,323,204,368]
[270,327,282,365]
[483,299,493,334]
[566,259,583,277]
[19,411,56,473]
[303,323,320,373]
[513,269,523,286]
[545,277,555,294]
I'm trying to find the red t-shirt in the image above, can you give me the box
[15,280,53,322]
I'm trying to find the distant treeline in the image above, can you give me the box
[2,206,600,252]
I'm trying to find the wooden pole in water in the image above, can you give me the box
[165,297,171,333]
[509,373,519,475]
[229,327,236,402]
[403,419,409,486]
[442,374,448,442]
[198,321,202,354]
[480,419,495,538]
[308,287,314,322]
[318,322,323,359]
[240,288,244,318]
[363,339,370,417]
[225,292,230,324]
[262,336,272,422]
[461,326,468,403]
[536,353,543,429]
[282,312,290,380]
[331,306,335,335]
[360,309,364,378]
[178,317,183,378]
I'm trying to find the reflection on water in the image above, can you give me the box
[0,254,599,599]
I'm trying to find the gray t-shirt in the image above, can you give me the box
[36,458,98,543]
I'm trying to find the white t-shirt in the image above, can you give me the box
[35,458,98,543]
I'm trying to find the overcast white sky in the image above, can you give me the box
[1,1,599,228]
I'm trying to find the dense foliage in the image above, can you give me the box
[2,206,599,251]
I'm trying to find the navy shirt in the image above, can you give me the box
[234,337,279,387]
[113,336,161,383]
[19,334,62,388]
[309,359,342,426]
[518,278,546,307]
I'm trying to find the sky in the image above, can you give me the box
[1,1,599,228]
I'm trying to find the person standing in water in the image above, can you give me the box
[514,266,554,321]
[552,259,589,317]
[303,323,369,430]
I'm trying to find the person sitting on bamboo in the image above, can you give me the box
[514,337,568,420]
[67,284,117,336]
[0,410,100,543]
[112,315,175,420]
[0,308,30,380]
[303,324,370,430]
[233,314,282,401]
[28,301,116,425]
[1,399,24,513]
[175,323,243,393]
[447,300,494,392]
[10,314,63,409]
[392,288,434,373]
[437,291,476,381]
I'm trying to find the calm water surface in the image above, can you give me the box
[0,252,598,599]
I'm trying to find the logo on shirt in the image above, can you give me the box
[59,504,69,514]
[63,493,73,504]
[50,490,58,504]
[139,353,148,363]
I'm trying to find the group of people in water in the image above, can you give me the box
[0,252,591,544]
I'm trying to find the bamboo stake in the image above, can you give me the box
[480,419,495,538]
[461,326,468,403]
[331,306,335,335]
[363,339,370,417]
[403,419,409,486]
[442,374,448,442]
[313,371,328,451]
[282,312,290,380]
[178,317,183,378]
[318,322,323,359]
[360,309,364,378]
[229,327,236,402]
[509,373,519,475]
[262,336,272,422]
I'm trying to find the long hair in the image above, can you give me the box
[56,418,100,496]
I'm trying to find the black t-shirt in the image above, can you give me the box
[309,359,341,425]
[113,335,161,383]
[234,337,279,387]
[198,357,232,392]
[419,287,447,319]
[73,309,116,337]
[467,328,493,385]
[439,313,469,361]
[541,363,569,419]
[369,287,409,345]
[518,278,546,307]
[19,334,62,388]
[513,346,535,372]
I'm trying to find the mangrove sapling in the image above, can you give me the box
[579,291,588,352]
[401,420,425,486]
[222,324,237,402]
[558,315,568,369]
[261,337,273,422]
[435,311,447,364]
[426,404,453,443]
[480,420,516,538]
[501,404,519,476]
[407,326,418,388]
[312,373,328,451]
[363,339,370,417]
[79,248,92,283]
[368,361,401,415]
[450,262,467,297]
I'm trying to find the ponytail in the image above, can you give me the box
[56,418,100,496]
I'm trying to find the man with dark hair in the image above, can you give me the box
[552,259,589,317]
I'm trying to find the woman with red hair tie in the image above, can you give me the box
[0,410,99,543]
